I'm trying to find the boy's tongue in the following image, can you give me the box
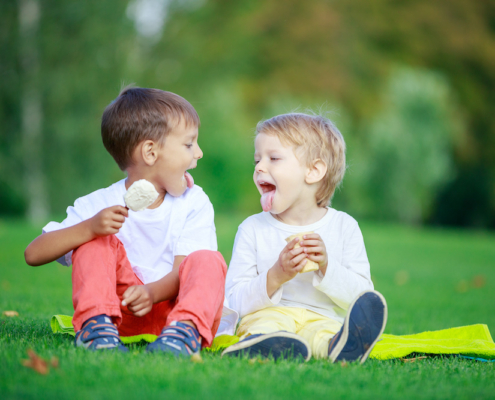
[184,171,194,188]
[260,190,275,212]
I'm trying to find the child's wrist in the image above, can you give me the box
[81,218,98,241]
[144,283,156,304]
[268,267,285,288]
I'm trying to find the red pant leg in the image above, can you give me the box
[73,241,227,344]
[71,235,140,332]
[166,250,227,347]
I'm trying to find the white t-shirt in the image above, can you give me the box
[43,179,217,285]
[226,208,374,324]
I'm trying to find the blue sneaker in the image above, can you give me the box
[74,314,128,352]
[146,321,202,356]
[328,290,387,364]
[221,331,311,361]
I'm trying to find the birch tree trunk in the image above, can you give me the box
[19,0,48,223]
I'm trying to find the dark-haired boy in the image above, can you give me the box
[25,88,227,356]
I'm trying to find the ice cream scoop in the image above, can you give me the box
[124,179,159,211]
[285,231,320,273]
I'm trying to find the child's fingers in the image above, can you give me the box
[122,286,140,306]
[114,205,129,217]
[132,307,151,317]
[280,238,301,261]
[302,233,321,240]
[293,258,308,273]
[110,222,123,230]
[287,246,305,258]
[128,301,147,313]
[300,239,321,247]
[111,214,126,223]
[107,205,128,217]
[289,252,308,268]
[308,254,325,263]
[284,237,301,252]
[303,246,325,254]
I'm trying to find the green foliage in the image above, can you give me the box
[342,67,462,223]
[2,217,495,398]
[1,0,495,226]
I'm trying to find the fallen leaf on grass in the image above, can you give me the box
[50,357,59,368]
[190,353,203,363]
[472,275,486,288]
[3,310,19,317]
[456,280,469,293]
[394,270,409,286]
[401,356,427,363]
[22,349,49,375]
[340,361,348,368]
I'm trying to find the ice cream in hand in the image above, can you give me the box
[124,179,159,211]
[285,231,319,273]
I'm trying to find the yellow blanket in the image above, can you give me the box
[370,324,495,360]
[51,315,495,359]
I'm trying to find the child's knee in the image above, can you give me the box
[186,250,227,275]
[72,235,120,262]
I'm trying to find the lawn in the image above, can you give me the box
[1,214,494,399]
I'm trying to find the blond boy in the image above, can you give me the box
[223,113,387,362]
[25,88,227,355]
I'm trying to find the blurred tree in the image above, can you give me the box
[342,67,462,224]
[1,1,136,218]
[152,0,495,226]
[19,0,48,223]
[1,0,494,227]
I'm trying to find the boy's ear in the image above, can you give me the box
[305,159,327,185]
[141,140,159,166]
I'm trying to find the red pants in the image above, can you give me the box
[71,235,227,347]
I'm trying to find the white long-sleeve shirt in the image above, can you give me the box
[226,208,374,323]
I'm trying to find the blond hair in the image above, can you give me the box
[256,113,346,207]
[101,87,200,170]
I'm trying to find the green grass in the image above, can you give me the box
[1,216,495,399]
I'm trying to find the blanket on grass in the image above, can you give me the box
[51,315,495,359]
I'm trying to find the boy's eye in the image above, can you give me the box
[186,144,193,148]
[271,158,279,161]
[254,160,260,165]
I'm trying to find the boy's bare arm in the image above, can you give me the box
[266,238,308,297]
[24,205,128,266]
[121,255,185,317]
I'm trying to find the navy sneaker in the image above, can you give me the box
[146,321,202,356]
[221,331,311,361]
[328,290,387,364]
[75,314,128,352]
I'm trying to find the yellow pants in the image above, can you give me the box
[237,307,342,359]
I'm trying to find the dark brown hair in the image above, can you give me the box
[101,87,200,170]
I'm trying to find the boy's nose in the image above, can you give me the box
[195,144,203,159]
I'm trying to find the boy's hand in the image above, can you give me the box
[301,233,328,275]
[121,285,154,317]
[89,206,128,238]
[269,238,309,288]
